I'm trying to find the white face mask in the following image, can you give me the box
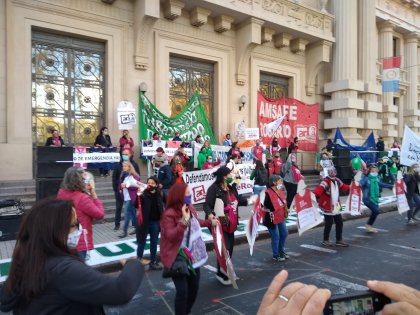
[67,226,82,248]
[277,184,283,190]
[370,172,378,177]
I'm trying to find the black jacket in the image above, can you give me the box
[112,159,140,192]
[203,182,247,217]
[0,256,144,315]
[158,164,174,189]
[45,136,65,146]
[376,140,385,151]
[404,174,420,197]
[94,134,112,148]
[137,190,164,243]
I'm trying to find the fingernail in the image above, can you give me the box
[367,280,377,285]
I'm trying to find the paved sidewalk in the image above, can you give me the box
[0,190,397,282]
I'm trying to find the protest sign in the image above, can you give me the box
[141,142,192,157]
[139,92,215,143]
[73,152,120,163]
[346,181,362,216]
[400,126,420,166]
[294,185,323,235]
[257,91,319,151]
[117,100,136,130]
[394,177,410,214]
[245,128,260,140]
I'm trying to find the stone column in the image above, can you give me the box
[404,32,420,132]
[358,0,382,139]
[378,20,398,145]
[0,0,5,143]
[324,0,364,141]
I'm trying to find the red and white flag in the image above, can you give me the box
[245,196,264,256]
[346,181,362,216]
[394,176,410,214]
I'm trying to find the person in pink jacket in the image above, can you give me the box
[57,167,104,260]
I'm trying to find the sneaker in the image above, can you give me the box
[149,261,163,271]
[113,225,120,231]
[273,255,285,262]
[216,273,232,286]
[281,251,290,259]
[366,225,378,233]
[138,258,151,266]
[321,240,333,247]
[407,219,416,225]
[118,232,127,238]
[129,229,137,235]
[335,240,349,247]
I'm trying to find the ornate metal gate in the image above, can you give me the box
[31,31,105,146]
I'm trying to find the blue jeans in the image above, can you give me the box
[363,198,380,226]
[123,200,137,233]
[253,185,266,197]
[137,221,160,262]
[407,194,420,220]
[268,222,288,257]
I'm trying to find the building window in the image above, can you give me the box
[259,72,289,98]
[169,56,214,127]
[32,31,105,146]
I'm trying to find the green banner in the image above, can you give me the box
[139,92,216,144]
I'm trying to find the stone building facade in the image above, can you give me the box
[0,0,419,180]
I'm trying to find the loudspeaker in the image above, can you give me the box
[0,214,22,241]
[333,157,351,167]
[333,148,350,159]
[36,146,73,162]
[36,178,63,200]
[37,162,73,178]
[337,166,353,180]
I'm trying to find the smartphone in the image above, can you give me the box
[323,290,391,315]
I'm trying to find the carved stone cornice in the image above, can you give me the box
[190,7,211,27]
[404,32,420,43]
[290,38,309,54]
[378,20,399,33]
[163,0,185,21]
[261,27,276,43]
[214,15,234,33]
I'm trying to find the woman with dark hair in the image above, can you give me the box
[136,176,164,270]
[160,183,217,315]
[94,127,113,177]
[263,175,289,261]
[288,137,299,153]
[270,137,281,156]
[203,166,250,285]
[404,163,420,224]
[282,153,303,208]
[0,199,144,315]
[250,159,268,196]
[227,141,244,161]
[57,167,104,260]
[45,129,65,147]
[118,161,140,238]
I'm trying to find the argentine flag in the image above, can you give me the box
[382,56,401,92]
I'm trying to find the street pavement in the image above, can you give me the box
[100,209,420,315]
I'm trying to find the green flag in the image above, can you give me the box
[139,92,216,144]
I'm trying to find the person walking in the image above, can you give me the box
[203,166,251,285]
[360,164,393,232]
[404,163,420,224]
[118,161,140,238]
[136,176,164,269]
[282,153,303,208]
[313,167,350,247]
[160,183,217,315]
[251,160,268,196]
[0,199,144,315]
[57,166,104,260]
[112,149,140,231]
[263,175,289,261]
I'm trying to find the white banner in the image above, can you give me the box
[182,164,255,204]
[73,152,120,163]
[401,126,420,166]
[141,146,192,157]
[192,143,255,168]
[117,100,136,130]
[245,128,260,140]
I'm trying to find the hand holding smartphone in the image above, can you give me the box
[323,291,390,315]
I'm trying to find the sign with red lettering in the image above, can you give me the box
[257,91,319,151]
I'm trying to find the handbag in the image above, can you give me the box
[162,222,191,278]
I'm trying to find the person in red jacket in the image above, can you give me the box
[118,129,134,154]
[160,183,217,315]
[272,153,282,176]
[57,167,105,260]
[313,166,350,247]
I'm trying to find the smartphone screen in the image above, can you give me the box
[323,291,391,315]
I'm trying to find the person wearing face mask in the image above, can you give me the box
[136,176,164,269]
[252,139,264,161]
[270,137,281,156]
[288,137,299,154]
[360,164,393,232]
[57,167,104,260]
[251,159,269,196]
[160,183,218,315]
[403,163,420,224]
[282,153,303,208]
[263,175,289,261]
[313,166,350,247]
[203,166,251,285]
[118,161,141,238]
[119,129,134,154]
[94,127,114,177]
[171,156,185,183]
[112,149,140,231]
[202,154,221,170]
[0,199,144,315]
